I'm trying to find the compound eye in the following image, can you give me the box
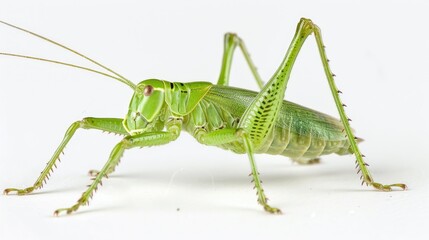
[143,85,154,96]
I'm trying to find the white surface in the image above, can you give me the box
[1,0,428,239]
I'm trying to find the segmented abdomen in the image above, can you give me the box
[184,85,355,160]
[259,125,352,160]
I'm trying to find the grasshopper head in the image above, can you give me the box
[123,79,166,135]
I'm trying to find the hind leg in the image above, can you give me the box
[217,33,265,88]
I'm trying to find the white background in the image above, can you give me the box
[1,0,428,239]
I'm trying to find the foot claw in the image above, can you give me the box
[54,205,79,216]
[88,170,100,177]
[371,182,407,191]
[3,187,34,195]
[263,205,282,214]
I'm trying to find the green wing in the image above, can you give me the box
[205,85,346,141]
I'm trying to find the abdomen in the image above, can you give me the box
[187,85,354,159]
[258,101,354,160]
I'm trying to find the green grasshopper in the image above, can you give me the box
[1,18,406,215]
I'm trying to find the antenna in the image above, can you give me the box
[0,20,136,89]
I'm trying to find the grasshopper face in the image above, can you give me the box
[123,79,166,135]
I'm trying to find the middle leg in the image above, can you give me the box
[197,128,281,213]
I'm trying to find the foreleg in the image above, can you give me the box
[4,118,128,195]
[53,120,181,215]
